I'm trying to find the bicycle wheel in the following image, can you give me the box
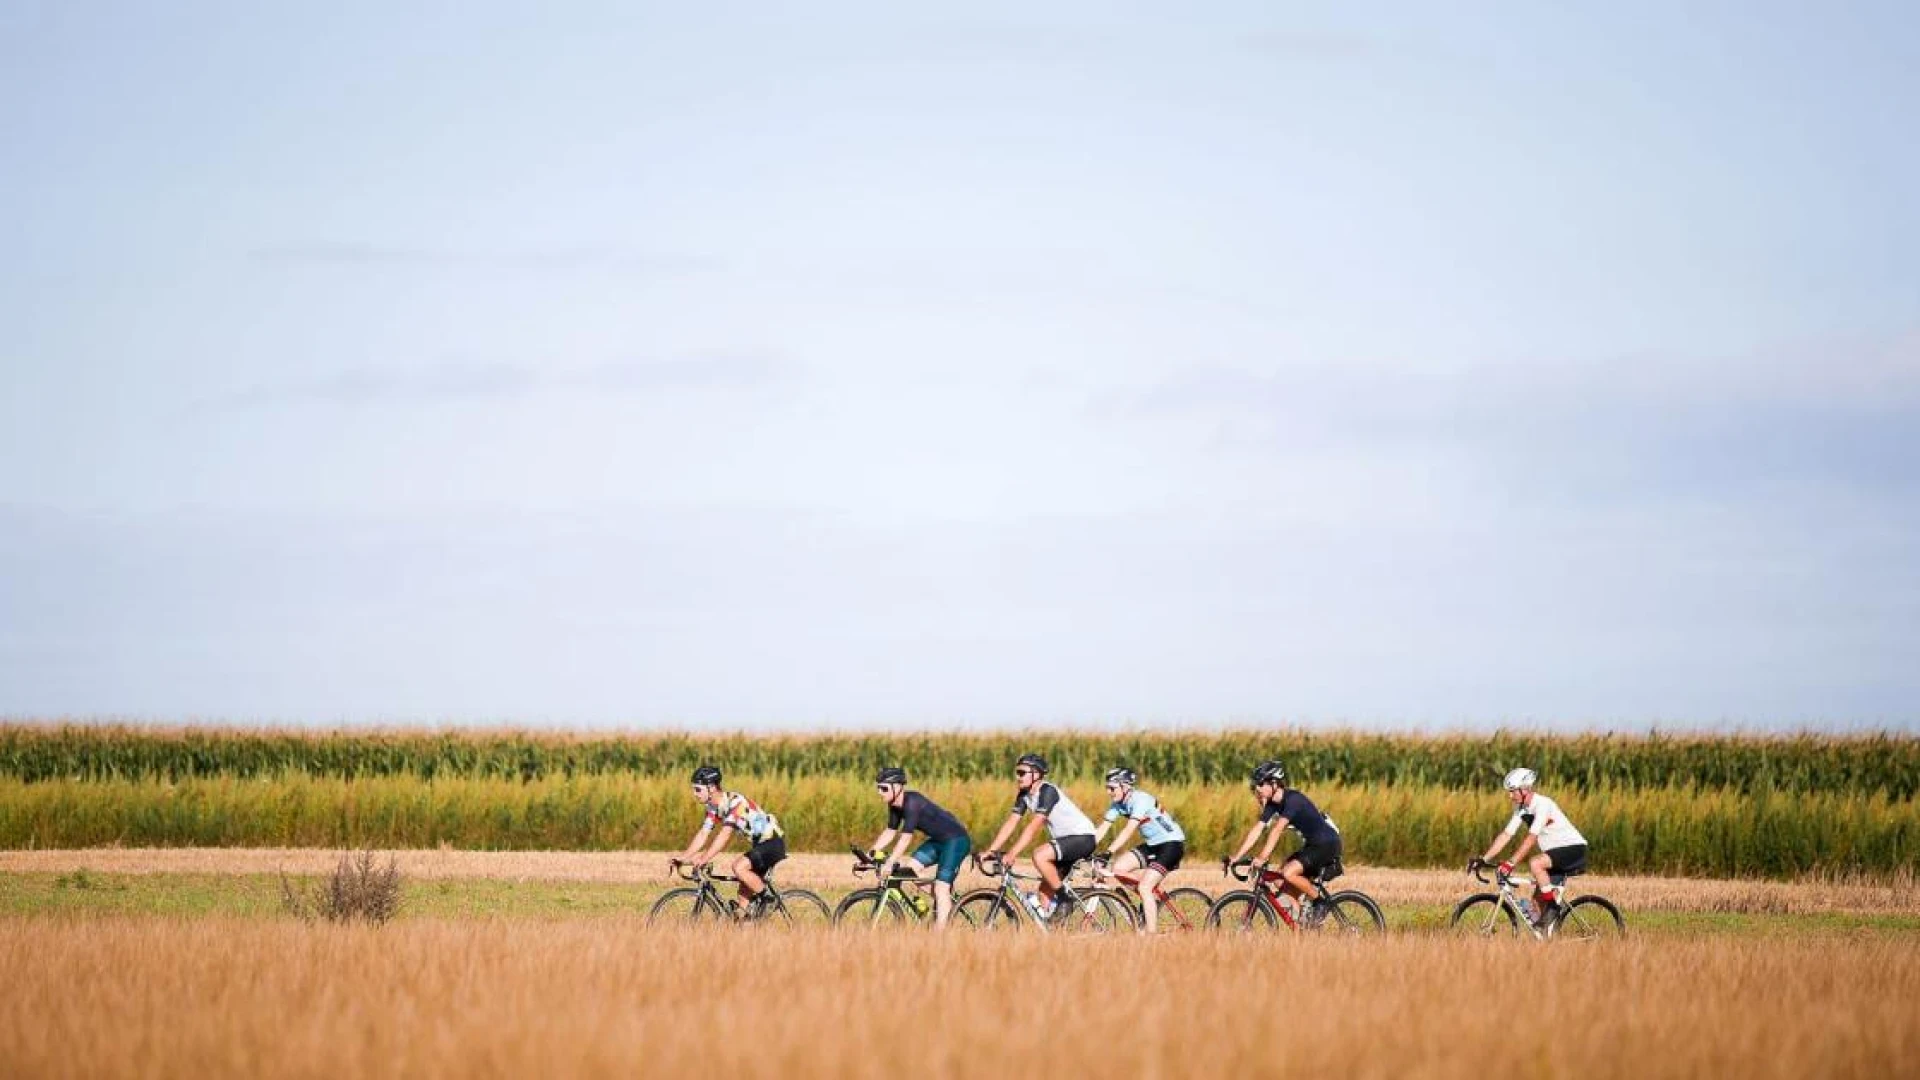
[767,888,831,928]
[1448,894,1520,938]
[1206,890,1277,932]
[956,890,1022,930]
[832,889,907,928]
[1056,890,1137,933]
[1553,896,1626,942]
[1156,888,1214,933]
[1315,891,1386,936]
[648,887,718,926]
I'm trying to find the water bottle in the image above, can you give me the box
[908,891,930,917]
[1516,897,1536,922]
[1023,891,1045,919]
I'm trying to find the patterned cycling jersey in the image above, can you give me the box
[703,791,782,844]
[1105,789,1185,845]
[1012,781,1097,839]
[1504,793,1586,850]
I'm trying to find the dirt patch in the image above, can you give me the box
[3,848,1914,915]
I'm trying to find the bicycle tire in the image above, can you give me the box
[832,888,907,928]
[956,889,1022,930]
[1056,890,1137,933]
[648,887,717,926]
[1553,895,1626,941]
[1317,891,1386,936]
[769,888,831,927]
[1448,894,1520,938]
[1206,890,1277,932]
[1157,887,1214,933]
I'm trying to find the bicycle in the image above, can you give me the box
[1205,857,1386,935]
[832,846,974,928]
[1450,858,1625,941]
[648,858,831,926]
[956,853,1137,932]
[1087,856,1213,934]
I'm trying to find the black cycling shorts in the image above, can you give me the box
[1050,833,1097,871]
[746,836,787,877]
[1140,840,1184,875]
[1546,843,1588,876]
[1286,839,1342,878]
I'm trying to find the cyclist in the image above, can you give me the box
[1477,767,1588,927]
[1225,759,1342,913]
[868,766,972,929]
[671,764,786,919]
[979,753,1099,922]
[1090,766,1185,932]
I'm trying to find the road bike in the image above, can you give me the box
[1450,858,1625,941]
[956,852,1136,932]
[1087,855,1213,933]
[832,846,975,928]
[1205,857,1386,935]
[648,859,830,926]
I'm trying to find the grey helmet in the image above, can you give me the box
[1104,766,1138,788]
[1250,760,1287,788]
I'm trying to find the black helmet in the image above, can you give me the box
[1104,766,1137,788]
[1016,753,1049,775]
[691,764,722,786]
[1250,760,1286,788]
[875,766,907,786]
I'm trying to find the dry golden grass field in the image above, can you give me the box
[4,918,1918,1080]
[5,849,1920,1078]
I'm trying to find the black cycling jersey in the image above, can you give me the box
[1260,788,1340,846]
[887,790,968,842]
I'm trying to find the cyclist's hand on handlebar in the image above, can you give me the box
[1497,861,1514,877]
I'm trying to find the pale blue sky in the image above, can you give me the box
[2,2,1916,728]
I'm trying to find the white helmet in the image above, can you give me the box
[1503,767,1537,791]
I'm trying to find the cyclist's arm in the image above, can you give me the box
[869,827,899,860]
[1006,813,1047,862]
[886,831,918,868]
[696,824,735,864]
[1255,818,1289,864]
[1104,818,1141,858]
[983,812,1022,858]
[676,823,714,864]
[1226,820,1266,865]
[1481,825,1517,864]
[1507,830,1539,864]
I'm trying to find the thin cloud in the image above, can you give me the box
[249,244,719,276]
[207,354,795,410]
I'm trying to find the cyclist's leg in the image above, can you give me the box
[740,837,785,903]
[1527,851,1554,904]
[1112,848,1148,888]
[931,836,969,928]
[1137,865,1166,932]
[1034,841,1062,903]
[729,852,760,913]
[1280,855,1316,898]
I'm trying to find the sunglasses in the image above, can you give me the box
[1014,768,1036,777]
[1104,783,1124,791]
[875,784,893,793]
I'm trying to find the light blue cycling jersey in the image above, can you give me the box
[1104,790,1185,845]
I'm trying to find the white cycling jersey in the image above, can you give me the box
[1503,792,1586,851]
[1012,781,1097,839]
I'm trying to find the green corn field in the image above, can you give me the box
[0,725,1914,878]
[4,725,1916,795]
